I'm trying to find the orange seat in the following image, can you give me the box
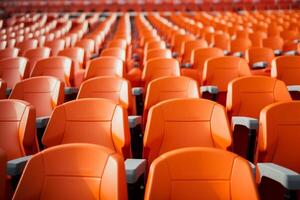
[142,58,180,88]
[144,40,166,54]
[9,76,64,118]
[0,57,27,89]
[44,39,65,56]
[181,39,208,64]
[143,76,199,127]
[263,36,284,52]
[230,38,252,56]
[84,56,124,80]
[42,98,131,158]
[16,39,38,56]
[143,98,232,168]
[107,39,127,49]
[75,38,95,62]
[0,48,19,60]
[172,34,195,56]
[24,47,51,77]
[101,47,126,62]
[58,47,85,70]
[249,32,267,47]
[0,79,6,99]
[0,99,38,160]
[144,48,172,64]
[213,33,230,51]
[13,144,127,200]
[77,76,133,114]
[31,56,73,87]
[145,147,258,200]
[0,149,5,200]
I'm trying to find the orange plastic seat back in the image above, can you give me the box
[258,101,300,172]
[107,39,127,49]
[192,47,224,72]
[245,47,275,67]
[101,48,126,62]
[24,47,51,76]
[172,34,195,55]
[0,99,38,160]
[213,33,230,51]
[281,30,299,41]
[263,37,284,51]
[77,76,133,113]
[145,49,172,63]
[42,98,131,158]
[0,57,27,89]
[144,40,166,53]
[9,76,64,118]
[145,147,258,200]
[0,79,6,99]
[271,56,300,85]
[16,39,38,56]
[75,39,95,56]
[13,144,127,200]
[31,56,73,87]
[230,38,252,53]
[0,48,19,60]
[44,39,65,56]
[249,32,267,47]
[58,47,84,70]
[142,58,180,88]
[144,98,232,167]
[227,76,291,118]
[0,149,5,200]
[84,56,124,80]
[182,39,208,64]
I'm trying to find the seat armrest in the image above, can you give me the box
[274,49,282,56]
[257,163,300,190]
[6,88,12,96]
[7,156,32,176]
[232,52,243,57]
[249,161,256,177]
[36,116,50,129]
[284,50,298,56]
[232,116,259,130]
[252,61,268,69]
[200,86,219,95]
[128,115,142,128]
[172,52,179,58]
[132,87,144,96]
[64,87,79,95]
[287,85,300,92]
[223,50,230,55]
[125,159,146,184]
[181,63,192,68]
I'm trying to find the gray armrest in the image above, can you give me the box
[249,161,256,177]
[257,163,300,190]
[6,88,12,96]
[200,86,219,94]
[287,85,300,92]
[252,61,268,69]
[125,159,146,184]
[284,50,298,56]
[232,116,259,130]
[172,52,179,58]
[36,116,50,129]
[232,52,243,57]
[274,49,282,56]
[7,156,32,176]
[223,50,230,55]
[132,87,144,96]
[64,87,79,95]
[128,115,142,128]
[181,63,192,68]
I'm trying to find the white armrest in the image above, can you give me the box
[274,49,282,56]
[7,156,32,176]
[223,50,230,55]
[128,115,142,128]
[232,116,259,130]
[252,61,268,69]
[284,50,298,56]
[200,85,219,94]
[232,52,243,57]
[287,85,300,92]
[257,163,300,190]
[125,159,146,184]
[64,87,79,95]
[132,87,144,96]
[36,116,50,129]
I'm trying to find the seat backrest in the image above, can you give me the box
[0,79,6,99]
[77,76,133,113]
[145,147,258,200]
[230,38,252,53]
[16,39,38,56]
[144,40,166,53]
[271,55,300,85]
[143,76,199,126]
[13,144,127,200]
[0,148,5,200]
[84,56,124,80]
[42,98,131,158]
[0,57,27,89]
[101,48,126,62]
[249,32,267,47]
[0,99,38,160]
[58,47,85,70]
[107,39,127,49]
[258,101,300,172]
[172,34,195,55]
[24,47,51,76]
[143,98,232,167]
[9,76,64,118]
[203,56,251,91]
[75,38,95,55]
[142,58,180,88]
[0,48,19,60]
[182,39,208,63]
[263,36,284,50]
[30,56,73,87]
[192,47,224,72]
[44,39,65,56]
[245,47,275,66]
[227,76,291,118]
[145,48,172,63]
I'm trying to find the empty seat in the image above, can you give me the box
[144,49,172,64]
[77,76,133,114]
[172,34,195,56]
[213,33,230,52]
[263,37,284,55]
[0,79,6,99]
[0,48,19,60]
[75,38,95,62]
[16,39,38,56]
[101,48,126,62]
[145,147,258,200]
[9,76,64,118]
[58,47,85,70]
[181,39,208,64]
[0,57,27,90]
[42,98,131,158]
[31,56,73,87]
[230,38,252,57]
[13,144,127,200]
[84,56,124,80]
[143,98,232,167]
[107,39,127,49]
[24,47,51,77]
[44,39,65,56]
